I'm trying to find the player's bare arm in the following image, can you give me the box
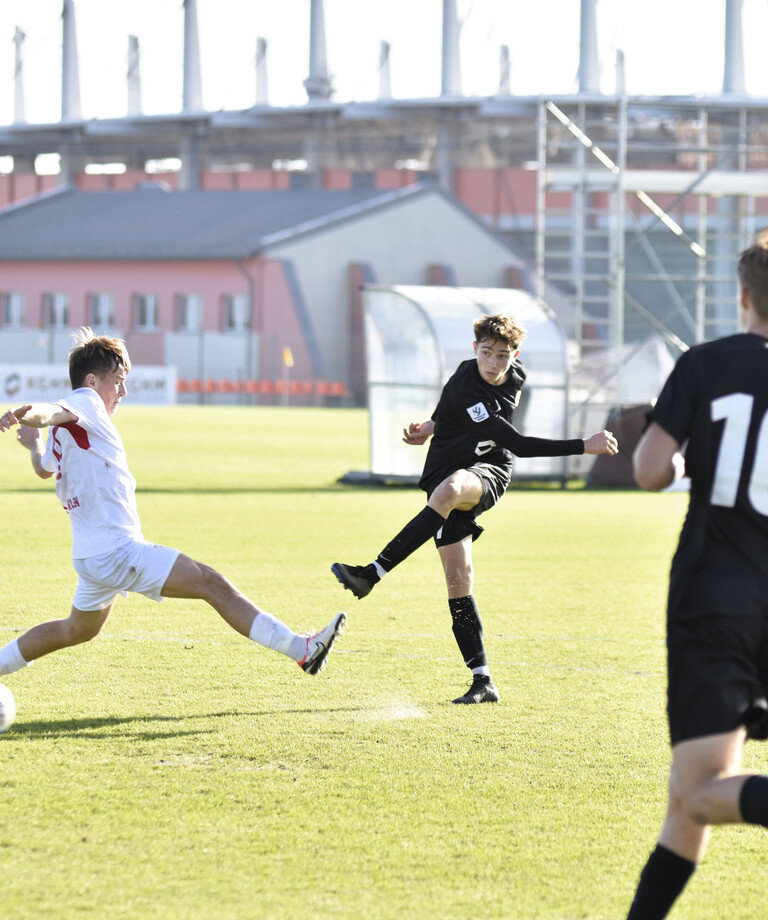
[402,419,435,446]
[633,422,683,491]
[0,406,31,432]
[15,424,54,480]
[0,403,76,432]
[583,429,619,456]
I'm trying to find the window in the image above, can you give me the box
[1,292,24,328]
[43,293,69,329]
[88,293,115,330]
[133,294,159,332]
[176,294,202,332]
[222,294,250,332]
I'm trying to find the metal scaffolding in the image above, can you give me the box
[535,94,768,448]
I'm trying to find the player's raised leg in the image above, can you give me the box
[332,506,444,599]
[162,552,345,674]
[332,469,481,599]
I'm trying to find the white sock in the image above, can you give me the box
[0,638,32,676]
[471,665,491,678]
[249,612,304,662]
[372,560,387,579]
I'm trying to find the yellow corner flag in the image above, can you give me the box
[282,346,294,368]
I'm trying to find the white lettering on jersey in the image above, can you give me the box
[467,402,490,423]
[711,392,768,515]
[475,439,497,457]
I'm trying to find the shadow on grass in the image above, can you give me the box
[5,713,204,740]
[4,705,373,739]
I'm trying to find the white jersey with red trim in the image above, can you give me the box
[41,387,143,558]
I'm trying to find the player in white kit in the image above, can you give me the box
[0,329,345,690]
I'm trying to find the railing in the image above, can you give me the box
[176,378,351,405]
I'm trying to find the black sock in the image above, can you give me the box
[739,774,768,827]
[626,844,696,920]
[376,506,445,572]
[448,595,487,670]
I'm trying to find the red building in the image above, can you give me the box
[0,182,530,405]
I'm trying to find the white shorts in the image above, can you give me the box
[72,539,181,612]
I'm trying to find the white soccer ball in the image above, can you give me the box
[0,683,16,734]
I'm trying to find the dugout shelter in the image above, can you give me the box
[359,284,571,484]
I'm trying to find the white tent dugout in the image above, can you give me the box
[360,285,571,484]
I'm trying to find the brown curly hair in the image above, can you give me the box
[473,313,526,349]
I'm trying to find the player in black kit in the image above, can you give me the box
[332,313,618,703]
[625,243,768,919]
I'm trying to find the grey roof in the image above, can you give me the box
[0,184,435,261]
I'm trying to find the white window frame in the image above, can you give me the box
[176,293,203,332]
[43,292,69,330]
[1,292,24,328]
[88,292,115,330]
[134,293,159,332]
[223,293,250,332]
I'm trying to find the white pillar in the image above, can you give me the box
[441,0,461,96]
[379,40,391,100]
[304,0,333,101]
[615,49,625,96]
[61,0,81,121]
[13,26,26,124]
[127,35,142,116]
[183,0,203,111]
[498,44,511,96]
[255,37,269,105]
[578,0,599,93]
[723,0,745,94]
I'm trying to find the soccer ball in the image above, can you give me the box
[0,684,16,734]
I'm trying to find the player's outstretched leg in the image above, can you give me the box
[331,562,379,599]
[332,507,446,599]
[298,612,347,674]
[162,553,346,675]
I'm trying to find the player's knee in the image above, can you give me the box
[432,476,463,511]
[683,798,711,826]
[677,782,718,826]
[66,617,104,646]
[196,563,236,603]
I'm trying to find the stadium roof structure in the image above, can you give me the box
[0,183,456,261]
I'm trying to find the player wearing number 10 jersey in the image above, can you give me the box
[655,335,768,624]
[626,243,768,919]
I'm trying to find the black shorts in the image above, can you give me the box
[667,614,768,745]
[432,463,508,548]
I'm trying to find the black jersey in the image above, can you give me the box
[651,333,768,620]
[419,358,583,495]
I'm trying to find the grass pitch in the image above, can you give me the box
[0,406,765,919]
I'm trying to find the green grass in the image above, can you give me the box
[1,406,765,919]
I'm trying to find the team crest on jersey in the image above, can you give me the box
[467,402,490,423]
